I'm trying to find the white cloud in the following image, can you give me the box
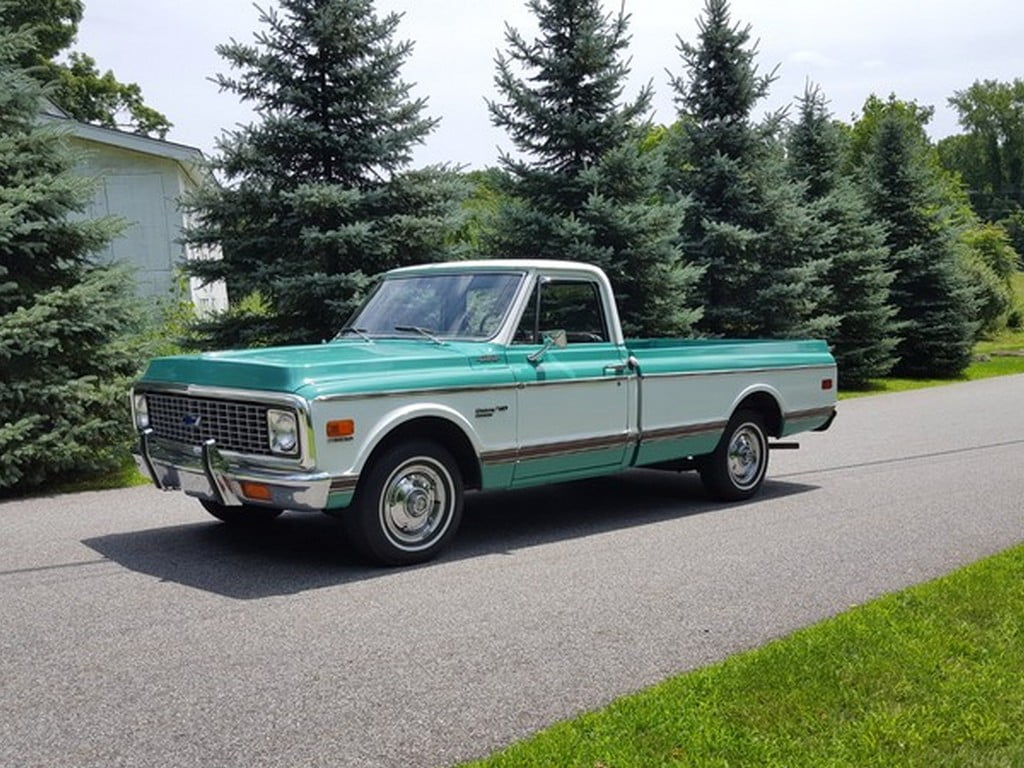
[73,0,1024,165]
[788,50,839,68]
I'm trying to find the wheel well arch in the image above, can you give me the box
[363,416,483,491]
[734,391,783,438]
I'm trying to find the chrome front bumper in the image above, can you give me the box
[134,429,334,510]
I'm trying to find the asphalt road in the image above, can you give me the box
[2,375,1022,768]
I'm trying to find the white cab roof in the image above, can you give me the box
[386,259,608,280]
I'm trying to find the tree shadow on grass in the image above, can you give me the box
[83,470,817,600]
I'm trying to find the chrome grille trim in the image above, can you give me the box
[146,392,279,456]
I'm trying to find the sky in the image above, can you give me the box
[74,0,1024,168]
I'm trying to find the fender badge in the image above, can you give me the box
[474,405,509,419]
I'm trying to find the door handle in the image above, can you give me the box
[603,363,627,375]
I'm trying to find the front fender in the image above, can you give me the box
[350,402,486,477]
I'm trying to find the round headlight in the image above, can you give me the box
[267,409,298,455]
[133,393,150,429]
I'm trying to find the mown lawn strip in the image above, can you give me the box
[463,544,1024,767]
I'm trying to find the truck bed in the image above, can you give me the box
[625,337,835,375]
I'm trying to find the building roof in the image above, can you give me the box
[39,99,207,186]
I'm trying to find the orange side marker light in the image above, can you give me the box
[240,481,273,501]
[326,419,355,440]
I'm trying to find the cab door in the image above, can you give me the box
[507,277,631,483]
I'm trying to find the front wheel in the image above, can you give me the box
[699,410,769,501]
[344,440,463,566]
[199,499,283,524]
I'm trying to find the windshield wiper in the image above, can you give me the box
[394,325,443,345]
[335,326,373,342]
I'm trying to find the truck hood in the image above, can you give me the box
[138,339,505,399]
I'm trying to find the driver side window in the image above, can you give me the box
[513,279,609,344]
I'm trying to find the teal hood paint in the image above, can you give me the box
[138,339,509,398]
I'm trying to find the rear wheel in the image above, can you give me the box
[199,499,283,525]
[699,410,769,501]
[344,439,463,566]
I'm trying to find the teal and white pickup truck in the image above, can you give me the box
[132,260,836,564]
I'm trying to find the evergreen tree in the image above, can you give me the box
[860,107,977,377]
[0,15,144,491]
[787,86,898,386]
[184,0,464,348]
[670,0,833,339]
[487,0,702,337]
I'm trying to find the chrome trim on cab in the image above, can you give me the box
[640,420,728,443]
[311,363,834,404]
[481,432,630,465]
[313,374,638,403]
[641,364,835,380]
[475,406,834,470]
[330,476,359,493]
[315,382,520,403]
[785,406,836,422]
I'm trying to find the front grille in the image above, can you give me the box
[145,393,283,456]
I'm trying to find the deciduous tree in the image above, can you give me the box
[939,79,1024,221]
[9,0,171,137]
[959,223,1017,335]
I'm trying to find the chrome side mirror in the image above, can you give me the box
[527,329,567,364]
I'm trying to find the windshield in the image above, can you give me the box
[343,271,525,341]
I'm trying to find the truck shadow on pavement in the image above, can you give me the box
[83,470,817,600]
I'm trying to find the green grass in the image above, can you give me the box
[841,325,1024,399]
[464,545,1024,767]
[0,457,150,502]
[51,460,150,494]
[842,272,1024,399]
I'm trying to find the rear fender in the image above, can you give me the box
[729,385,785,437]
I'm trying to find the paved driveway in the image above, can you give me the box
[2,375,1022,767]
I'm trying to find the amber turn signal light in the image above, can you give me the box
[326,419,355,439]
[240,481,273,501]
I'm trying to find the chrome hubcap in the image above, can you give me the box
[727,424,764,490]
[380,459,452,550]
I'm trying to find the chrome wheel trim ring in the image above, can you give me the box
[727,423,765,491]
[378,457,455,552]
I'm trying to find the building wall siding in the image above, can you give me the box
[70,137,227,313]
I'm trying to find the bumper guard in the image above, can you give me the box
[135,430,336,511]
